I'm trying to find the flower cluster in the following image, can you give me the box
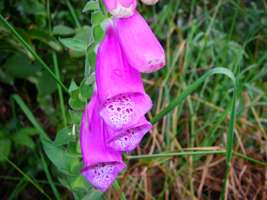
[80,0,165,191]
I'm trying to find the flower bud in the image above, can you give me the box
[114,11,165,73]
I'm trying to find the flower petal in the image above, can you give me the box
[96,25,152,130]
[114,11,165,73]
[107,117,152,152]
[80,93,126,191]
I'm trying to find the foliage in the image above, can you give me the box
[0,0,267,199]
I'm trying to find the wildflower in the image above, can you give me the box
[114,11,165,73]
[103,0,137,18]
[96,25,152,130]
[80,93,126,191]
[106,116,152,152]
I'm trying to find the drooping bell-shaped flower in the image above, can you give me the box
[80,93,126,192]
[96,25,152,130]
[140,0,159,5]
[106,117,152,152]
[113,11,165,73]
[103,0,137,18]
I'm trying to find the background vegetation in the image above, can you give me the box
[0,0,267,199]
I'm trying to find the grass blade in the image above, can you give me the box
[6,159,52,200]
[40,150,61,200]
[151,67,236,124]
[149,67,237,199]
[11,95,49,140]
[127,150,226,160]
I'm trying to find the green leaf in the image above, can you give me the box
[93,25,104,43]
[28,29,62,52]
[16,0,46,16]
[54,128,74,146]
[82,190,103,200]
[80,81,93,100]
[71,176,88,190]
[53,25,75,36]
[60,38,88,52]
[69,110,82,124]
[60,26,93,53]
[91,11,106,25]
[3,53,42,78]
[16,127,38,136]
[82,1,99,13]
[12,128,37,149]
[12,127,38,149]
[0,139,11,161]
[13,133,35,149]
[69,93,86,110]
[42,139,77,174]
[69,80,79,92]
[69,83,88,110]
[0,68,14,85]
[75,26,94,47]
[37,70,57,96]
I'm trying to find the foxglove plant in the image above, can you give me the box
[96,25,152,130]
[113,11,165,73]
[80,0,165,192]
[103,0,137,18]
[80,93,126,191]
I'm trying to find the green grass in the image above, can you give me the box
[0,0,267,199]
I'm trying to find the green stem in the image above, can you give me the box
[40,150,61,200]
[47,0,67,126]
[52,53,68,127]
[0,14,68,93]
[221,89,236,200]
[234,152,267,167]
[127,150,267,167]
[127,150,226,160]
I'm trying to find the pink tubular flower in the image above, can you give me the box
[96,25,152,130]
[107,117,152,152]
[113,11,165,73]
[103,0,137,18]
[80,93,126,192]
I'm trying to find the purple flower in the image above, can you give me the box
[103,0,137,18]
[96,25,152,130]
[106,117,152,152]
[80,93,126,192]
[113,11,165,73]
